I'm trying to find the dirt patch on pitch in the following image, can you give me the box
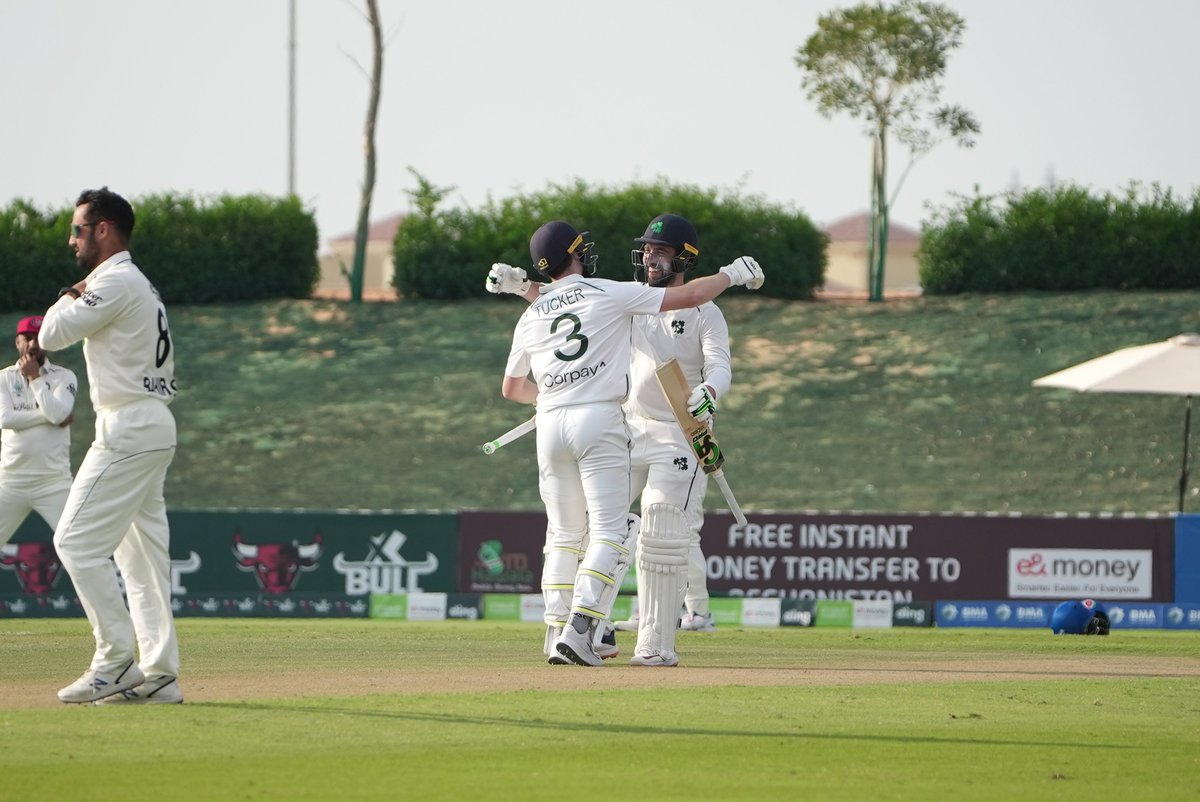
[6,654,1198,709]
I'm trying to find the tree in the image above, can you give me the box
[796,1,979,301]
[347,0,383,303]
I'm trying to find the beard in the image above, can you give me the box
[647,270,675,288]
[74,247,97,271]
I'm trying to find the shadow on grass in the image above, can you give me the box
[200,701,1133,750]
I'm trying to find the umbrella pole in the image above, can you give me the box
[1180,395,1193,513]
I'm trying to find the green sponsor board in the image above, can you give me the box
[175,593,370,618]
[814,599,854,627]
[371,594,409,620]
[710,597,743,626]
[611,595,634,621]
[483,594,521,621]
[171,509,458,596]
[0,593,82,618]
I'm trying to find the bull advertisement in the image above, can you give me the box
[0,509,458,617]
[701,512,1175,602]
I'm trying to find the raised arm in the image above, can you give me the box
[660,257,763,312]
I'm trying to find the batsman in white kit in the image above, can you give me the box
[489,214,742,666]
[498,220,763,666]
[0,316,77,549]
[40,187,183,704]
[622,214,731,664]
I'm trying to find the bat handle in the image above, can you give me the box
[713,471,748,527]
[482,442,498,455]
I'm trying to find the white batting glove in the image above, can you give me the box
[718,256,764,290]
[486,263,531,295]
[687,384,716,424]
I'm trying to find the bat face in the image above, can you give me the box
[657,358,726,474]
[686,424,725,473]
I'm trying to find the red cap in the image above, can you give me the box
[16,316,43,336]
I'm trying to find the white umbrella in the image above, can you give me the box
[1033,332,1200,511]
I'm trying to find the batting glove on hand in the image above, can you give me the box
[687,384,717,424]
[718,256,764,290]
[486,263,531,295]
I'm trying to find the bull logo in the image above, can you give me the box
[232,531,323,594]
[333,530,438,595]
[0,541,63,594]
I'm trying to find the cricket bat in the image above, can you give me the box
[655,358,749,526]
[481,415,536,455]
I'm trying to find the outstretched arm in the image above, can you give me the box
[660,257,763,312]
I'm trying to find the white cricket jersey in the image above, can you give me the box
[505,274,665,411]
[40,251,177,415]
[626,302,732,422]
[0,360,77,475]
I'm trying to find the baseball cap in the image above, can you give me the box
[16,316,43,336]
[529,221,588,276]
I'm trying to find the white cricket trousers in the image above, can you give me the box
[627,416,711,615]
[54,404,179,678]
[537,402,633,619]
[0,473,72,547]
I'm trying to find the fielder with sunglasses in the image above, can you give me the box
[41,187,183,704]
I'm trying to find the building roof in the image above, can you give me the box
[329,212,406,243]
[824,211,919,243]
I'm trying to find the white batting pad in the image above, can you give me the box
[572,514,638,621]
[542,547,579,626]
[635,503,690,657]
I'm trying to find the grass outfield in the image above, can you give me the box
[2,621,1197,801]
[5,290,1200,514]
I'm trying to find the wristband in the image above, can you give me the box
[59,286,81,299]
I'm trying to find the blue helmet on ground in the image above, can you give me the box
[1050,599,1110,635]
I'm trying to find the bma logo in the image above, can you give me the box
[333,530,439,595]
[995,604,1012,621]
[0,541,62,594]
[233,532,324,593]
[1166,607,1200,625]
[1017,606,1047,622]
[940,603,959,621]
[960,605,989,622]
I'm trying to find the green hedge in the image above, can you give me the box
[919,184,1200,293]
[392,180,828,300]
[0,194,318,312]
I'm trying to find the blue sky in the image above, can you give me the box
[3,1,1197,250]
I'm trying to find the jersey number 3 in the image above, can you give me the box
[550,313,588,362]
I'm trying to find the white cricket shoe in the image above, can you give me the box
[629,650,679,667]
[95,674,183,705]
[612,612,640,632]
[58,660,145,704]
[545,625,571,664]
[595,626,619,660]
[553,615,604,667]
[680,611,716,632]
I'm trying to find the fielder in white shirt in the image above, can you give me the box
[0,315,77,549]
[497,220,763,667]
[40,187,183,705]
